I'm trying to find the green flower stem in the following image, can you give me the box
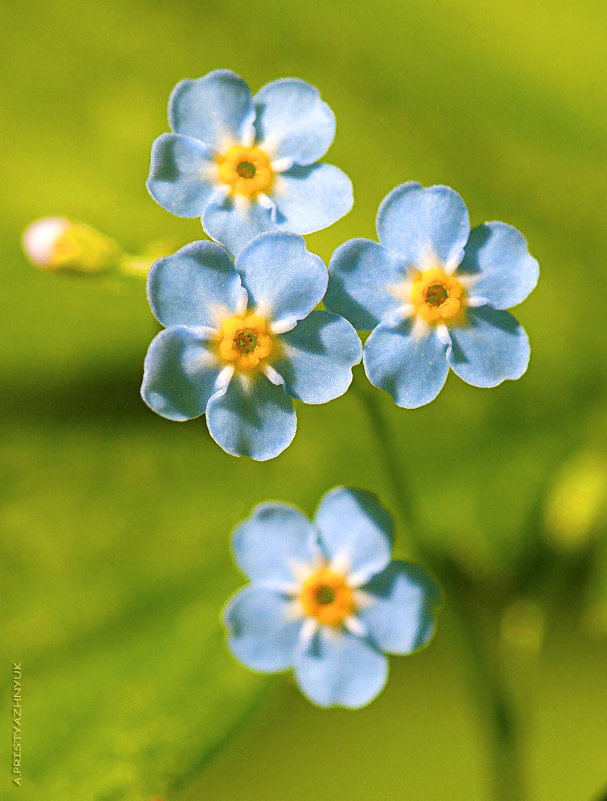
[353,377,525,801]
[443,571,526,801]
[119,254,153,278]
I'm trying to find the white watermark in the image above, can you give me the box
[12,663,22,786]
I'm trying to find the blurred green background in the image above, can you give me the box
[1,0,607,799]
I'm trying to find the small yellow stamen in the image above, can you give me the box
[410,267,466,324]
[216,314,275,371]
[300,569,354,626]
[217,145,274,197]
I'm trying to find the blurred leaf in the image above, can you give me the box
[543,450,607,552]
[0,425,269,801]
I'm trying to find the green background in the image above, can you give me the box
[1,0,606,799]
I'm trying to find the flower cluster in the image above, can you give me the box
[224,487,440,708]
[142,73,539,459]
[136,69,540,708]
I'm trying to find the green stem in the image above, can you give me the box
[445,573,526,801]
[356,381,420,536]
[354,379,525,801]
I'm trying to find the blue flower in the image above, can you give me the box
[140,231,361,460]
[147,69,353,257]
[325,182,539,408]
[223,486,441,708]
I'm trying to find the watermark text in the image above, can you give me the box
[12,663,22,786]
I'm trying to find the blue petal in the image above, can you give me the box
[146,133,216,218]
[141,326,220,421]
[314,487,392,583]
[376,182,470,268]
[358,562,441,655]
[457,222,539,309]
[224,586,302,672]
[232,503,318,586]
[169,69,254,150]
[447,306,530,387]
[202,192,276,258]
[364,318,449,408]
[235,232,327,325]
[271,164,353,234]
[326,238,406,330]
[274,311,361,404]
[294,629,388,708]
[254,78,336,165]
[147,241,244,328]
[205,374,296,460]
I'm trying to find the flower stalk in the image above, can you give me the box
[354,374,526,801]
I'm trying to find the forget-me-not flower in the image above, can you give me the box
[223,486,441,708]
[147,69,353,257]
[141,231,361,460]
[325,182,539,408]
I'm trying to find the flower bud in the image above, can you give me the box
[22,217,123,275]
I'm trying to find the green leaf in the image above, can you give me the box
[0,424,269,801]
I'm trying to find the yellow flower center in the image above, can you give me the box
[300,568,354,626]
[410,267,466,324]
[217,314,275,371]
[217,145,274,197]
